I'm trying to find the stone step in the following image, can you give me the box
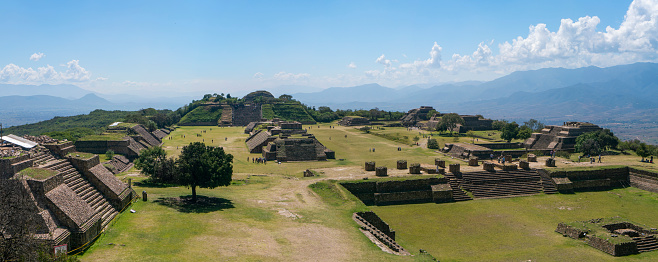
[101,210,118,228]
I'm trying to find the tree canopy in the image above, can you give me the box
[177,142,234,202]
[134,146,176,184]
[437,113,464,134]
[575,129,619,156]
[500,122,520,142]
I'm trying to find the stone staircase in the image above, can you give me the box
[43,160,118,229]
[443,172,472,202]
[459,170,543,199]
[219,105,233,126]
[633,236,658,252]
[537,169,559,194]
[30,150,56,166]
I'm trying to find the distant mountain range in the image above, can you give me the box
[1,62,657,143]
[291,62,658,143]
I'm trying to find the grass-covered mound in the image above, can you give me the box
[262,103,316,123]
[178,105,223,125]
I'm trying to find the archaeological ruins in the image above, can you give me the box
[245,120,334,161]
[1,134,136,253]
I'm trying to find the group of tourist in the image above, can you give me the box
[248,157,267,164]
[641,156,654,163]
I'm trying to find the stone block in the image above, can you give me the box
[528,154,537,162]
[483,162,496,172]
[365,161,376,171]
[435,159,445,168]
[303,169,315,177]
[376,166,388,177]
[546,158,556,167]
[468,157,479,166]
[409,163,421,174]
[519,160,530,170]
[397,160,407,170]
[449,164,460,175]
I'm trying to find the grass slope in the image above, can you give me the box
[178,105,223,124]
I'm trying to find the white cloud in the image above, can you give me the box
[29,52,45,61]
[273,71,310,81]
[368,0,658,82]
[347,62,357,69]
[253,72,264,79]
[0,59,97,84]
[375,54,392,68]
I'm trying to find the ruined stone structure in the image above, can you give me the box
[400,106,434,127]
[443,143,494,160]
[75,124,164,160]
[556,218,658,256]
[245,121,334,161]
[0,141,134,252]
[547,167,630,193]
[219,103,263,126]
[353,212,409,255]
[340,177,452,205]
[338,116,370,126]
[262,136,334,162]
[524,122,603,151]
[375,166,388,177]
[453,115,493,133]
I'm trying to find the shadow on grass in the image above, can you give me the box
[154,195,234,213]
[134,180,177,188]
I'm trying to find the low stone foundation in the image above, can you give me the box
[435,159,445,168]
[546,158,556,167]
[468,157,479,166]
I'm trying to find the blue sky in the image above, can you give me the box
[1,0,654,96]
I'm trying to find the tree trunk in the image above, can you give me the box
[191,186,197,202]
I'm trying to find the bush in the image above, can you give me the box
[427,138,439,149]
[105,150,115,159]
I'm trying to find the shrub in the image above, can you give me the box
[427,138,439,149]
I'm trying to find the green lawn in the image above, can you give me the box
[371,188,658,262]
[161,124,460,177]
[78,123,658,262]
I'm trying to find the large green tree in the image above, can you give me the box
[500,122,520,142]
[575,132,602,156]
[437,113,464,135]
[134,146,176,184]
[575,129,619,156]
[177,142,234,202]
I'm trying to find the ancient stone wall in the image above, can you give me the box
[375,191,432,205]
[397,160,407,170]
[586,235,637,256]
[409,163,421,174]
[0,154,31,179]
[475,142,523,149]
